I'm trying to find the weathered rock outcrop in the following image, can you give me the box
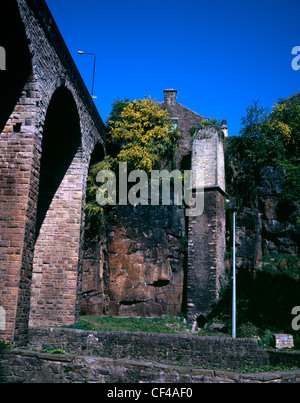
[82,203,186,317]
[259,166,299,256]
[226,144,299,272]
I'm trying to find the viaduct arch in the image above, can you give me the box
[0,0,106,345]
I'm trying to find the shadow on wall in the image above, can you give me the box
[0,0,32,132]
[35,87,82,238]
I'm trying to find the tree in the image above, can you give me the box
[107,96,179,172]
[228,98,300,222]
[239,99,300,165]
[85,97,180,226]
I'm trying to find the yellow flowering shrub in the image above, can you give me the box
[86,97,180,226]
[107,97,179,172]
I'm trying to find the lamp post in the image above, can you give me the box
[232,210,236,339]
[226,198,237,339]
[78,51,97,99]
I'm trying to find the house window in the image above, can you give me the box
[172,119,178,130]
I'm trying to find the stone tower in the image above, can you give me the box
[187,124,227,325]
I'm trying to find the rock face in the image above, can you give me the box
[81,226,107,316]
[82,136,299,320]
[259,166,299,257]
[82,203,186,317]
[107,203,186,317]
[81,125,227,321]
[226,149,299,272]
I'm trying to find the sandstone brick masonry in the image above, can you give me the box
[187,190,226,321]
[0,0,105,345]
[160,89,204,169]
[1,348,300,383]
[192,127,226,191]
[26,328,269,370]
[1,329,300,383]
[160,89,205,169]
[187,128,226,322]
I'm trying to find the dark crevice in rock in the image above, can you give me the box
[148,280,170,287]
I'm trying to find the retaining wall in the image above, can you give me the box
[1,349,300,384]
[27,328,269,370]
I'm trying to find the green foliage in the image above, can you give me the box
[189,117,224,141]
[279,161,300,202]
[277,160,300,226]
[212,255,300,349]
[105,97,131,127]
[107,96,180,172]
[66,315,228,339]
[237,322,262,340]
[203,117,223,126]
[179,235,188,254]
[66,315,193,335]
[239,364,299,373]
[41,344,66,355]
[85,97,180,227]
[236,323,278,349]
[239,99,300,164]
[0,338,12,351]
[262,254,300,281]
[239,99,300,187]
[226,98,300,213]
[85,156,116,228]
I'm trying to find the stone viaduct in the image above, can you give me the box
[0,0,106,345]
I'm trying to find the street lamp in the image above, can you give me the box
[78,51,97,99]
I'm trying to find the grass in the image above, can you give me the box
[65,315,226,337]
[66,315,193,335]
[0,338,12,351]
[238,364,299,374]
[40,344,66,355]
[187,363,299,373]
[64,316,300,350]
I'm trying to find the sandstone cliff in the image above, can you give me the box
[225,138,299,272]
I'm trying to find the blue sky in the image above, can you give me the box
[46,0,300,136]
